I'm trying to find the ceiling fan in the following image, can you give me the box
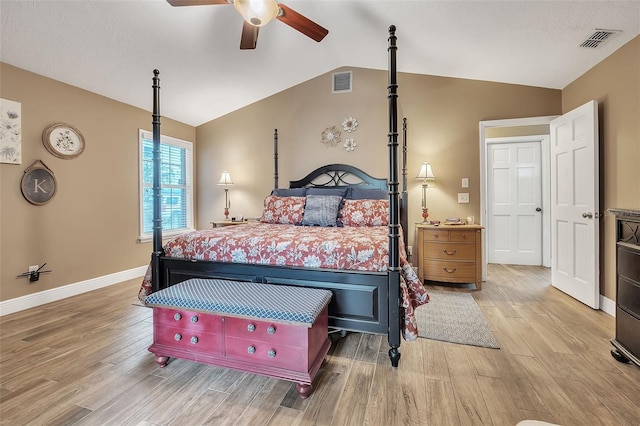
[167,0,329,50]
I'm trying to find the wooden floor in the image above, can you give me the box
[2,264,640,425]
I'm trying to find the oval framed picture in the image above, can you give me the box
[21,163,57,205]
[42,123,85,159]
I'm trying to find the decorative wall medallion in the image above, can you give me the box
[21,160,57,205]
[321,126,341,147]
[42,123,85,159]
[0,98,22,164]
[342,116,358,133]
[343,138,357,152]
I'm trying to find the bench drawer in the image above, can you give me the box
[225,317,306,345]
[154,325,224,355]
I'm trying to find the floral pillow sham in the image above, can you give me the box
[340,199,389,227]
[260,195,306,224]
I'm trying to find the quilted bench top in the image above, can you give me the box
[145,278,333,325]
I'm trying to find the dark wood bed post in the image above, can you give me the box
[151,69,163,293]
[402,117,408,252]
[387,25,402,367]
[273,129,279,189]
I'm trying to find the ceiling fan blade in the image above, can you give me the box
[276,3,328,42]
[240,21,259,49]
[166,0,230,6]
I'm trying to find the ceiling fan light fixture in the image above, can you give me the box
[234,0,279,27]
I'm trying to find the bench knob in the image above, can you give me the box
[267,325,276,334]
[174,333,182,341]
[174,313,182,321]
[191,315,198,323]
[268,349,277,358]
[247,345,256,354]
[190,336,198,344]
[247,323,256,332]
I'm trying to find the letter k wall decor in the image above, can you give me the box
[21,160,57,205]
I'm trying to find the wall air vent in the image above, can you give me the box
[332,71,352,93]
[580,29,621,48]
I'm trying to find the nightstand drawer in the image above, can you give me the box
[450,230,476,242]
[423,242,476,261]
[422,260,477,282]
[424,230,450,242]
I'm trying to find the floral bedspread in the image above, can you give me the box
[139,223,429,341]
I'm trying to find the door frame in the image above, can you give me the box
[479,116,557,281]
[485,136,547,266]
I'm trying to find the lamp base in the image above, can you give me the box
[421,208,430,224]
[223,207,230,221]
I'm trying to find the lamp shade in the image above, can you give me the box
[416,162,435,180]
[218,171,233,185]
[234,0,279,27]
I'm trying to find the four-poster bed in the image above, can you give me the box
[140,26,428,367]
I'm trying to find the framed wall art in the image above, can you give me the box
[42,123,85,159]
[0,98,22,164]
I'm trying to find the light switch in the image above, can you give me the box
[461,178,469,188]
[458,193,469,203]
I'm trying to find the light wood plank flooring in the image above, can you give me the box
[1,264,639,425]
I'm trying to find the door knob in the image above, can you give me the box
[535,207,542,212]
[582,212,593,219]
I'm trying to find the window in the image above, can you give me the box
[139,129,193,241]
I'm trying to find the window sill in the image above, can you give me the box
[138,228,195,243]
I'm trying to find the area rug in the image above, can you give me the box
[415,289,500,349]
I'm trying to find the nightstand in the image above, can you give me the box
[210,220,249,228]
[416,224,483,290]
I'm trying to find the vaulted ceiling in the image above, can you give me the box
[2,1,639,126]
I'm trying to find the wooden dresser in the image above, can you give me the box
[416,224,483,290]
[608,209,640,367]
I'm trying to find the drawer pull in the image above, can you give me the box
[267,325,276,334]
[268,349,277,358]
[190,336,198,344]
[190,315,198,323]
[174,333,182,341]
[247,323,256,332]
[443,249,457,255]
[247,345,256,354]
[173,313,182,321]
[443,267,457,273]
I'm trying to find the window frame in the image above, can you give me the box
[138,129,194,242]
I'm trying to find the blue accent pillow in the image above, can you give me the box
[271,188,307,197]
[306,187,348,198]
[301,195,343,227]
[349,186,388,200]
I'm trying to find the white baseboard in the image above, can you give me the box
[600,294,616,317]
[0,265,147,317]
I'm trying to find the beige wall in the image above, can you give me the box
[196,67,561,252]
[562,35,640,300]
[0,63,195,301]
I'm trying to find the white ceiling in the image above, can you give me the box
[2,1,639,127]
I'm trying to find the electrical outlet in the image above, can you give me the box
[458,193,470,203]
[461,178,469,188]
[29,265,39,272]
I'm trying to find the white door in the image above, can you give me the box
[551,100,599,309]
[488,141,542,265]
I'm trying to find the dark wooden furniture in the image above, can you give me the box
[148,26,408,366]
[609,208,640,367]
[416,224,483,290]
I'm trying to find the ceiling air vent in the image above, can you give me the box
[332,71,352,93]
[580,29,620,48]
